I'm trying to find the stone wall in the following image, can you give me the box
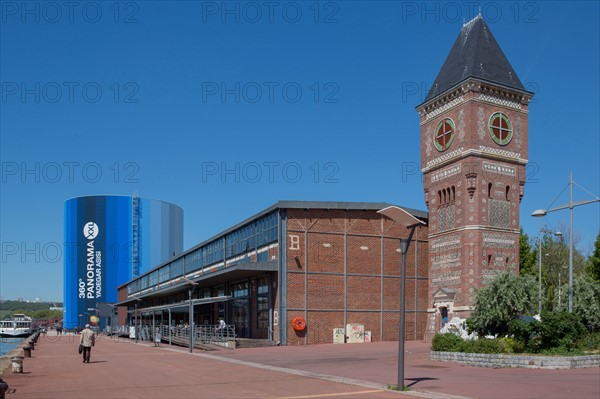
[430,351,600,369]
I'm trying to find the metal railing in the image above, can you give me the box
[105,325,131,336]
[108,324,236,346]
[197,324,236,343]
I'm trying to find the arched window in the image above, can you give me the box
[488,183,493,198]
[506,185,510,201]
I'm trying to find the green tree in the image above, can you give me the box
[0,300,63,320]
[586,232,600,281]
[519,227,537,276]
[555,276,600,329]
[469,271,537,336]
[539,229,587,311]
[31,309,63,320]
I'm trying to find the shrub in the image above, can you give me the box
[431,333,465,352]
[498,337,523,354]
[469,338,504,354]
[538,311,587,351]
[576,332,600,353]
[432,335,510,354]
[537,346,584,356]
[508,317,540,352]
[510,339,526,353]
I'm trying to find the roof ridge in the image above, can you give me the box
[462,13,482,29]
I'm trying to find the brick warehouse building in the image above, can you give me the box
[116,201,428,345]
[418,15,532,340]
[114,15,530,345]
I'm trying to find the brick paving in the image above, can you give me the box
[1,332,599,399]
[207,341,600,399]
[0,332,408,399]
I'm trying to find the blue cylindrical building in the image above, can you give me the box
[64,195,183,329]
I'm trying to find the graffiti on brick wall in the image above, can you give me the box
[346,323,365,343]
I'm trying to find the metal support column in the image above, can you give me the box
[168,309,172,345]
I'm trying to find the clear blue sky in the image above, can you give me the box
[1,1,598,302]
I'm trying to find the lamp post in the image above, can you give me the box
[377,206,425,390]
[134,298,141,342]
[535,228,561,315]
[182,276,199,353]
[532,173,600,312]
[553,232,564,309]
[107,304,117,335]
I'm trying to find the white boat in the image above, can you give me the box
[0,314,33,337]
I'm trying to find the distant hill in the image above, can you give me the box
[0,300,64,320]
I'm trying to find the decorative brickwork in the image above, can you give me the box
[479,92,522,109]
[425,125,432,157]
[438,205,456,231]
[425,95,464,120]
[489,199,510,228]
[457,109,466,142]
[477,107,486,140]
[514,116,523,148]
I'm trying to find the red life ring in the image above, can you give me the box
[292,316,306,331]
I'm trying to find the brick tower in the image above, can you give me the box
[417,16,534,340]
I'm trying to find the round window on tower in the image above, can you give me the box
[488,112,513,145]
[434,118,455,152]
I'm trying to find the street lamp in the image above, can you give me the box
[182,276,199,353]
[377,206,425,391]
[532,173,600,312]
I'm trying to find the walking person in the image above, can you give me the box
[80,324,96,363]
[154,328,161,347]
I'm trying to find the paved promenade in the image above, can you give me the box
[1,332,598,399]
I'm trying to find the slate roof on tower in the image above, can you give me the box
[423,15,528,103]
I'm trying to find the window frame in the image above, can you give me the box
[434,118,455,152]
[488,112,513,145]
